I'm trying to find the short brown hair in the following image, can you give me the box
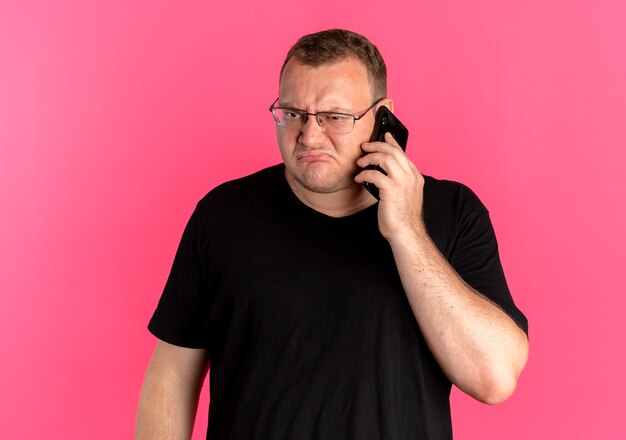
[280,29,387,99]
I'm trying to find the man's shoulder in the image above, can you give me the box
[422,174,489,228]
[424,174,470,195]
[198,164,284,204]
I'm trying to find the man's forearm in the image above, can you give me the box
[388,227,529,404]
[135,374,200,440]
[136,342,209,440]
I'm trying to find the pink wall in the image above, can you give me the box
[1,1,624,438]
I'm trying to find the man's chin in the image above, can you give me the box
[294,173,359,194]
[285,163,359,194]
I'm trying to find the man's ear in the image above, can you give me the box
[381,98,394,113]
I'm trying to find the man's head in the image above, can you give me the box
[274,29,392,199]
[280,29,387,102]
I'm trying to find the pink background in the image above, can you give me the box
[1,1,624,438]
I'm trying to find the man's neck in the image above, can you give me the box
[285,170,377,218]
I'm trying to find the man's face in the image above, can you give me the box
[276,58,379,194]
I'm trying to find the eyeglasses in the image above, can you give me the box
[269,97,384,134]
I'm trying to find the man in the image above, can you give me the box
[136,29,528,439]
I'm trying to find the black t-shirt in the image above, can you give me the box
[149,164,528,440]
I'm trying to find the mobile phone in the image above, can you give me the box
[363,106,409,199]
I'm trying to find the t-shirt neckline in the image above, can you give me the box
[274,163,379,224]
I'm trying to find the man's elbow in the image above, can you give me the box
[475,346,529,404]
[475,372,519,405]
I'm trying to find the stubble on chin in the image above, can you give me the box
[289,164,359,194]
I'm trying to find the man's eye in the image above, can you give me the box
[284,111,302,120]
[324,113,350,122]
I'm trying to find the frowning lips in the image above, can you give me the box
[294,149,335,162]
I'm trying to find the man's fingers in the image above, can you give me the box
[384,131,401,148]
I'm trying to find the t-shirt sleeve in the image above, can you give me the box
[452,188,529,334]
[148,205,212,348]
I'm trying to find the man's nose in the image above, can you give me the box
[299,114,324,143]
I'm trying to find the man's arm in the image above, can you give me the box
[385,228,528,404]
[356,133,529,404]
[136,340,210,439]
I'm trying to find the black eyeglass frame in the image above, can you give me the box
[268,97,385,133]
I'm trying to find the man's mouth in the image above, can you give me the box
[295,150,334,162]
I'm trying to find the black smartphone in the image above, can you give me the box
[363,106,409,199]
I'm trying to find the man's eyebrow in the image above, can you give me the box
[276,101,299,108]
[322,107,353,113]
[278,102,353,113]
